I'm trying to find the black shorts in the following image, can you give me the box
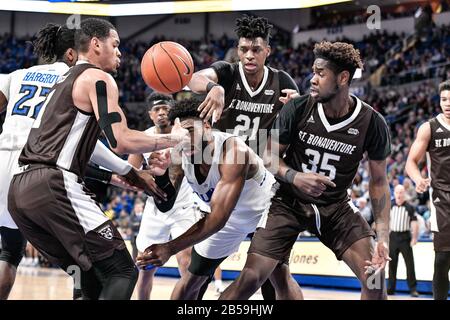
[249,195,375,263]
[430,188,450,252]
[8,166,126,271]
[188,247,227,277]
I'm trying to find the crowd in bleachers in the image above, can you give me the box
[2,13,450,249]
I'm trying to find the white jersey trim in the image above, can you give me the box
[238,62,269,98]
[317,95,362,133]
[56,111,90,170]
[436,113,450,132]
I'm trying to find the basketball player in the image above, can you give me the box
[0,23,78,300]
[7,18,187,300]
[188,14,299,298]
[129,93,202,300]
[136,98,307,300]
[0,22,158,300]
[219,41,392,300]
[188,14,299,153]
[405,80,450,300]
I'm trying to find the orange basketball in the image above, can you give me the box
[141,41,194,94]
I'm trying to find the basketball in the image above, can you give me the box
[140,41,194,94]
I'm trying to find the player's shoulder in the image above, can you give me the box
[78,68,117,88]
[287,93,311,110]
[358,97,388,127]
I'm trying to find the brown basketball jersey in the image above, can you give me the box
[212,61,298,153]
[273,94,391,206]
[427,115,450,191]
[19,62,101,177]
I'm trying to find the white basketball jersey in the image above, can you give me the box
[182,131,275,215]
[0,62,69,151]
[143,127,199,213]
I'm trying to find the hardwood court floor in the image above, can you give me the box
[9,266,432,300]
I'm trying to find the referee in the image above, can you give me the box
[388,184,420,297]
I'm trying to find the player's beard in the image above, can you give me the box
[317,83,339,103]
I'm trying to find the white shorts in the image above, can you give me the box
[136,203,202,253]
[194,173,277,260]
[0,149,21,229]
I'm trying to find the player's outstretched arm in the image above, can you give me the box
[405,122,431,193]
[188,67,225,122]
[75,69,186,155]
[367,158,392,271]
[136,139,248,267]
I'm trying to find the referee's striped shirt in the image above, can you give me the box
[390,202,417,232]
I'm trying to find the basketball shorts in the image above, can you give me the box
[8,165,126,271]
[136,202,203,253]
[249,194,375,263]
[429,188,450,252]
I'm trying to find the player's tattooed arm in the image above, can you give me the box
[367,158,391,271]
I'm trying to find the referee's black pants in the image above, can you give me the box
[388,231,417,293]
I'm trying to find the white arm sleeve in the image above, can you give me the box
[90,140,132,175]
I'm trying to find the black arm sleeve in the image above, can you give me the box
[210,61,236,93]
[84,164,112,184]
[154,170,177,213]
[364,111,392,160]
[271,94,309,145]
[406,204,418,221]
[279,70,299,92]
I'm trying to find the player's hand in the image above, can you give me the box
[110,174,142,192]
[364,241,391,275]
[122,168,167,202]
[171,118,190,151]
[148,150,172,176]
[293,172,336,197]
[198,85,225,123]
[415,177,431,193]
[136,243,173,268]
[279,89,300,105]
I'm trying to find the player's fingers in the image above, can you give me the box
[203,105,217,123]
[199,102,213,119]
[197,97,209,112]
[317,176,336,188]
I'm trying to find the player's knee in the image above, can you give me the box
[0,228,26,268]
[238,267,265,290]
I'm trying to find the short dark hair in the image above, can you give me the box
[75,18,116,53]
[235,15,273,43]
[33,23,75,63]
[313,41,364,82]
[146,92,174,111]
[168,98,202,123]
[439,80,450,93]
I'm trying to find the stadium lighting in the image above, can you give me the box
[0,0,351,16]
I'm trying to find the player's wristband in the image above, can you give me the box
[206,82,220,93]
[284,169,297,184]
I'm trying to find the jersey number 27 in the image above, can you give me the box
[12,84,51,119]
